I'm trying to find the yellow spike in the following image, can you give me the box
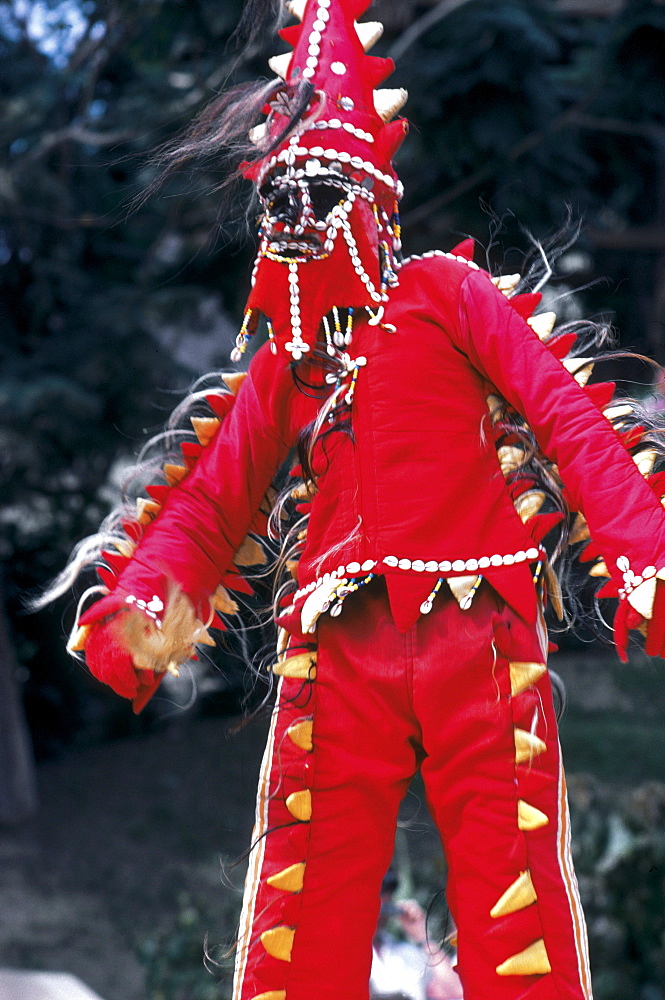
[543,561,564,622]
[527,311,557,341]
[251,993,286,1000]
[136,497,160,524]
[568,512,589,546]
[190,416,220,447]
[210,584,239,616]
[447,575,480,605]
[627,576,656,620]
[490,870,538,918]
[67,624,91,653]
[497,444,525,475]
[496,938,551,977]
[195,624,216,647]
[562,357,594,387]
[271,651,317,680]
[269,53,292,80]
[287,718,314,751]
[249,122,269,147]
[634,447,657,476]
[164,463,188,487]
[604,403,633,422]
[486,393,505,423]
[267,862,306,893]
[291,481,317,501]
[514,490,545,523]
[260,926,295,962]
[286,789,312,822]
[373,88,408,122]
[518,800,549,831]
[286,559,300,581]
[491,273,521,295]
[233,536,267,567]
[285,0,306,19]
[588,560,609,578]
[111,537,136,558]
[356,20,384,51]
[514,729,547,765]
[222,372,248,396]
[509,661,547,696]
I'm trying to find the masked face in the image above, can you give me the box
[257,157,379,263]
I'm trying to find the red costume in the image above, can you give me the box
[65,2,665,998]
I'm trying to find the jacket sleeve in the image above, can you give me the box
[78,341,302,654]
[454,267,665,647]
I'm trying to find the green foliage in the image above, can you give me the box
[138,891,237,1000]
[568,777,665,999]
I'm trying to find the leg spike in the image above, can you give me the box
[509,661,547,696]
[496,938,551,976]
[490,870,537,918]
[518,800,549,831]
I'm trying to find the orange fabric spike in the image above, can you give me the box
[510,293,542,319]
[596,578,620,599]
[181,442,203,467]
[529,511,564,543]
[377,118,409,161]
[620,425,646,450]
[146,484,170,503]
[364,55,394,88]
[449,238,475,261]
[585,381,616,410]
[205,393,235,418]
[97,567,117,590]
[648,471,665,495]
[279,24,301,46]
[101,551,128,575]
[546,333,577,360]
[578,540,602,563]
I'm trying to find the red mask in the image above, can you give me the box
[234,0,408,362]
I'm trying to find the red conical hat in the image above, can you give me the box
[234,0,409,362]
[243,0,408,189]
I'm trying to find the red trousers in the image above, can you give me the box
[233,582,592,1000]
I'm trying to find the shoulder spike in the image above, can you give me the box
[527,311,557,340]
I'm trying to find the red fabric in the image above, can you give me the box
[84,613,163,709]
[84,254,665,699]
[235,582,591,1000]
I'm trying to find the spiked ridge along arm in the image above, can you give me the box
[455,268,665,658]
[76,343,305,706]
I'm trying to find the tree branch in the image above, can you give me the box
[387,0,474,62]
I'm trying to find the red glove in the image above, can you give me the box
[84,611,164,713]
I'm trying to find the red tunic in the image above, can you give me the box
[85,254,665,640]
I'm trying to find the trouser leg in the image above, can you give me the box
[233,587,420,1000]
[416,589,592,1000]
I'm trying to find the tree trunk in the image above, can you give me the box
[0,592,38,823]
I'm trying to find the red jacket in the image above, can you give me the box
[82,254,665,642]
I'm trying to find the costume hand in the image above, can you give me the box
[84,610,164,711]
